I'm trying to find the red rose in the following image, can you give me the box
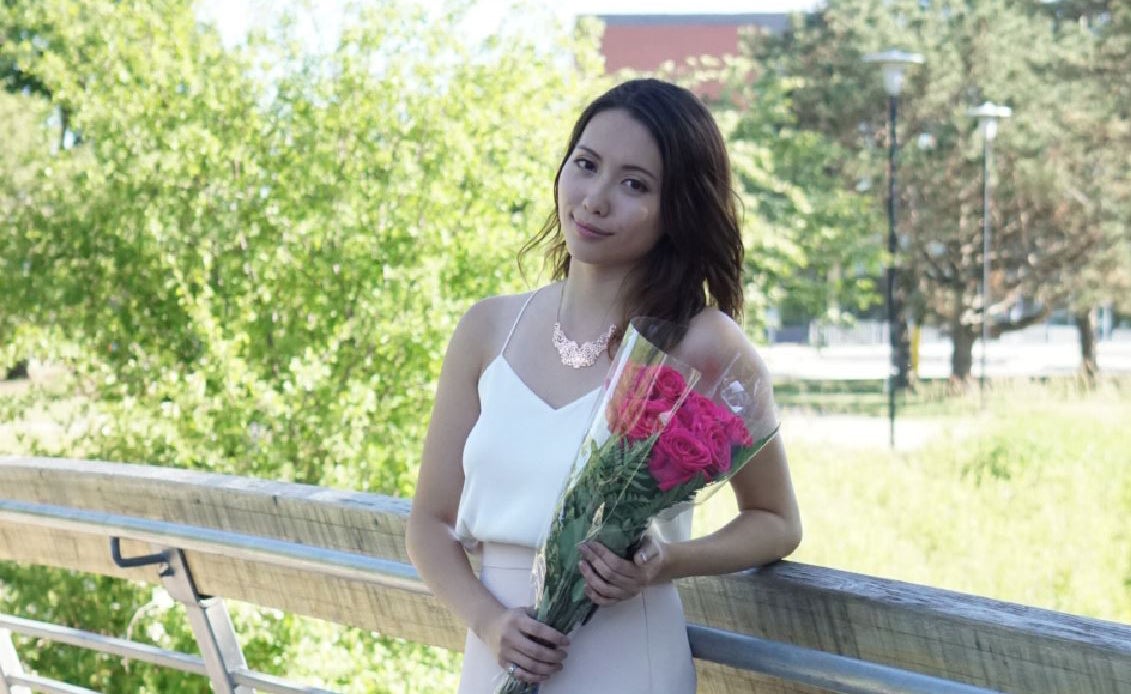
[670,393,747,478]
[650,366,687,406]
[674,392,708,428]
[700,420,733,477]
[723,412,753,446]
[608,395,642,437]
[648,424,715,491]
[608,396,669,441]
[628,398,671,440]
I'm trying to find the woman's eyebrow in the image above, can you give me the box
[576,144,658,182]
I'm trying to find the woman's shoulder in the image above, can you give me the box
[685,307,748,347]
[680,308,765,375]
[460,287,545,327]
[454,286,552,351]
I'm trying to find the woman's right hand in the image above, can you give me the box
[481,606,570,685]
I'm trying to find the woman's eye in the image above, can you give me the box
[574,157,596,172]
[624,178,648,193]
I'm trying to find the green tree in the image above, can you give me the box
[1040,0,1131,376]
[0,0,605,689]
[724,70,885,337]
[755,0,1119,380]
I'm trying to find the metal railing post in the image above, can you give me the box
[0,627,30,694]
[159,548,255,694]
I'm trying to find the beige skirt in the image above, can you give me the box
[457,543,696,694]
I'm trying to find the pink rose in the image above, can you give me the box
[607,362,691,442]
[700,421,733,477]
[628,398,671,440]
[608,395,643,437]
[670,393,749,478]
[650,366,687,406]
[674,392,708,428]
[648,424,715,491]
[609,395,670,441]
[724,412,753,446]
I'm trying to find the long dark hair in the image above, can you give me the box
[519,78,744,348]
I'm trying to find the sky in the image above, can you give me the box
[197,1,825,49]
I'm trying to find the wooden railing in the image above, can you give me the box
[0,457,1128,693]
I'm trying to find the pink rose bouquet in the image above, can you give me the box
[495,319,779,694]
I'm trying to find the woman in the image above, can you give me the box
[406,78,802,693]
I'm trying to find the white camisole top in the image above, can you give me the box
[454,291,600,549]
[454,289,694,550]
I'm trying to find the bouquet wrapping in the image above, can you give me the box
[495,318,779,694]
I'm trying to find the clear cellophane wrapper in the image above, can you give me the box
[494,317,779,694]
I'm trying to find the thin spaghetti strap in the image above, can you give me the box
[500,288,541,357]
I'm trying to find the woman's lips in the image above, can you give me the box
[573,217,612,239]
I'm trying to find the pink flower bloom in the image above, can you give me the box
[699,421,733,477]
[724,412,753,446]
[651,366,687,406]
[649,424,715,491]
[628,399,671,440]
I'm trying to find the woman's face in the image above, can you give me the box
[557,108,664,270]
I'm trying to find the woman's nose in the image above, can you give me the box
[581,185,609,217]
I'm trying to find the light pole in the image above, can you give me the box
[864,49,923,448]
[967,102,1011,403]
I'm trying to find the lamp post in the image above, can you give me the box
[967,102,1011,403]
[864,49,923,448]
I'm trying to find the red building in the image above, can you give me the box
[593,13,794,98]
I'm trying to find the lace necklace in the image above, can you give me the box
[552,288,617,369]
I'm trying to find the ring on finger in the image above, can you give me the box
[507,662,518,676]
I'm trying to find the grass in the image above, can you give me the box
[696,378,1131,625]
[773,377,968,416]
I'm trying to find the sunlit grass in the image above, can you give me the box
[695,379,1131,624]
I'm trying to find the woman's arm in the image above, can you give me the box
[579,310,801,601]
[657,432,801,580]
[406,298,569,684]
[406,300,499,634]
[657,309,802,579]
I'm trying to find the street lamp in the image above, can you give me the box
[864,49,924,448]
[967,101,1011,403]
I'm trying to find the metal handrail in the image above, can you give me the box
[0,498,1001,694]
[7,673,100,694]
[0,614,208,676]
[0,499,426,594]
[688,625,1000,694]
[0,614,336,694]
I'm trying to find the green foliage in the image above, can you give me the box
[0,0,605,689]
[724,72,885,327]
[1,0,604,489]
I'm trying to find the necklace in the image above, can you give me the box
[552,289,617,369]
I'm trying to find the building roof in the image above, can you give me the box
[593,13,794,32]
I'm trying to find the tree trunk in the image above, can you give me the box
[950,283,976,383]
[1075,308,1098,384]
[951,327,976,383]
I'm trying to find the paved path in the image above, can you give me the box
[760,340,1131,381]
[760,340,1131,450]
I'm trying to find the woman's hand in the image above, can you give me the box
[578,537,666,605]
[480,606,570,685]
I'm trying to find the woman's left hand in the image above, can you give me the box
[578,537,666,605]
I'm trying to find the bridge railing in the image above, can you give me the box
[0,457,1128,694]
